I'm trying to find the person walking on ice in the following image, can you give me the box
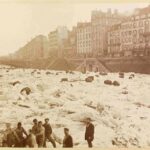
[43,118,56,148]
[85,118,94,148]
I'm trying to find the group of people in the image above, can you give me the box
[2,117,95,148]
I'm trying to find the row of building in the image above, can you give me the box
[12,5,150,60]
[108,6,150,57]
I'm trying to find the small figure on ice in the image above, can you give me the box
[85,118,95,148]
[63,128,73,148]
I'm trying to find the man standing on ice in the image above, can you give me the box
[36,121,45,147]
[26,129,38,147]
[14,122,28,147]
[85,118,94,148]
[32,119,39,144]
[32,119,38,135]
[63,128,73,148]
[2,123,16,147]
[43,118,56,148]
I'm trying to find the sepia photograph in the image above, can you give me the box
[0,0,150,148]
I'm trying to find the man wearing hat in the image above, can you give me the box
[32,119,39,144]
[43,118,56,148]
[32,119,38,135]
[85,118,94,148]
[36,121,45,147]
[2,123,16,147]
[63,128,73,148]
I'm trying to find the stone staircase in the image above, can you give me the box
[75,58,110,72]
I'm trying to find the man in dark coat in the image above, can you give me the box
[14,122,28,147]
[43,118,56,148]
[32,119,39,144]
[2,123,16,147]
[85,118,94,148]
[32,119,38,135]
[36,121,45,147]
[63,128,73,148]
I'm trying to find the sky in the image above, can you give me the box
[0,1,149,56]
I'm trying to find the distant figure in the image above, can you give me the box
[63,128,73,148]
[36,121,45,147]
[2,123,16,147]
[85,118,94,148]
[14,122,28,147]
[43,118,56,148]
[26,129,38,148]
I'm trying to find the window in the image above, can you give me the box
[141,14,146,19]
[139,21,143,27]
[133,22,136,28]
[135,15,139,20]
[139,37,143,43]
[133,30,137,35]
[145,20,149,24]
[139,29,143,34]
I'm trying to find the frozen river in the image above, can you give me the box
[0,65,150,148]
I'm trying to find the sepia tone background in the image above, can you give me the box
[0,0,148,56]
[0,0,150,149]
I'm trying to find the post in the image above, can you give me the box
[85,53,87,73]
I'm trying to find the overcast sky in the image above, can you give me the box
[0,1,149,56]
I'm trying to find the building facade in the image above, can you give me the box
[48,26,68,57]
[91,9,124,56]
[108,5,150,57]
[63,26,77,57]
[108,24,121,57]
[76,22,92,55]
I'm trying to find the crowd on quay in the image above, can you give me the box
[1,117,95,148]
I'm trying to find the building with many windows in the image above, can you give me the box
[76,9,124,56]
[108,24,121,57]
[108,5,150,57]
[48,26,68,57]
[91,9,124,56]
[77,22,92,55]
[63,26,77,57]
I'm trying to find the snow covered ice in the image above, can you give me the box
[0,65,150,148]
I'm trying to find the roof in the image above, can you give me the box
[77,22,91,28]
[132,5,150,16]
[136,5,150,15]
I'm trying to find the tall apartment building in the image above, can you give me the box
[108,5,150,57]
[132,6,150,56]
[108,24,121,57]
[76,22,92,55]
[91,9,124,56]
[63,26,77,57]
[48,26,68,57]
